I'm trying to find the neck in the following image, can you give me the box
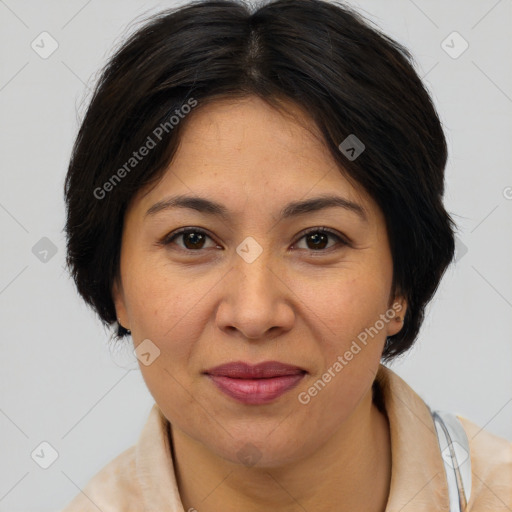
[171,386,391,512]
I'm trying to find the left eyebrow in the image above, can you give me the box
[145,193,367,223]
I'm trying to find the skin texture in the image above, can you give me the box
[113,95,407,512]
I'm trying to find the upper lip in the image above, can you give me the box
[204,361,306,379]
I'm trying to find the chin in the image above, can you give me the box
[199,424,316,469]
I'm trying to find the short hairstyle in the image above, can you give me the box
[64,0,455,361]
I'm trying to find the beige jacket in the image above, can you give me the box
[60,365,512,511]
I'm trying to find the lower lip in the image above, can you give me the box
[207,373,305,405]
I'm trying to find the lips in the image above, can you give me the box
[204,361,306,405]
[205,361,305,379]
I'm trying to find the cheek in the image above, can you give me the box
[304,265,392,406]
[122,255,198,334]
[123,264,209,418]
[304,269,392,344]
[300,271,391,408]
[120,265,207,384]
[295,275,390,425]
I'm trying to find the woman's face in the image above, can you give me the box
[113,95,404,467]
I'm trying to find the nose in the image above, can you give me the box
[215,244,295,341]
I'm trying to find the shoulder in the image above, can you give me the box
[59,445,144,512]
[459,416,512,510]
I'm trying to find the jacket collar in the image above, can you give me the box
[135,402,185,511]
[376,364,450,511]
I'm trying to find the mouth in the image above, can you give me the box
[204,361,307,405]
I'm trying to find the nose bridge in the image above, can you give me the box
[220,234,291,336]
[233,235,277,296]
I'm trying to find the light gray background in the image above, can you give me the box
[0,0,511,510]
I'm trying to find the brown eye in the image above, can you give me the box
[306,231,329,250]
[295,228,347,252]
[162,228,217,251]
[182,231,207,249]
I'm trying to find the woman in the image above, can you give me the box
[61,0,512,510]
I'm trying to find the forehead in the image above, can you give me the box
[173,95,332,177]
[133,95,377,221]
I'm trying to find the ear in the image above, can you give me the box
[112,277,129,329]
[386,296,407,337]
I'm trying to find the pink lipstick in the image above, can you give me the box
[204,361,306,405]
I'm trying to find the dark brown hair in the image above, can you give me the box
[64,0,455,361]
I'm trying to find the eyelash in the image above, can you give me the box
[159,226,349,254]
